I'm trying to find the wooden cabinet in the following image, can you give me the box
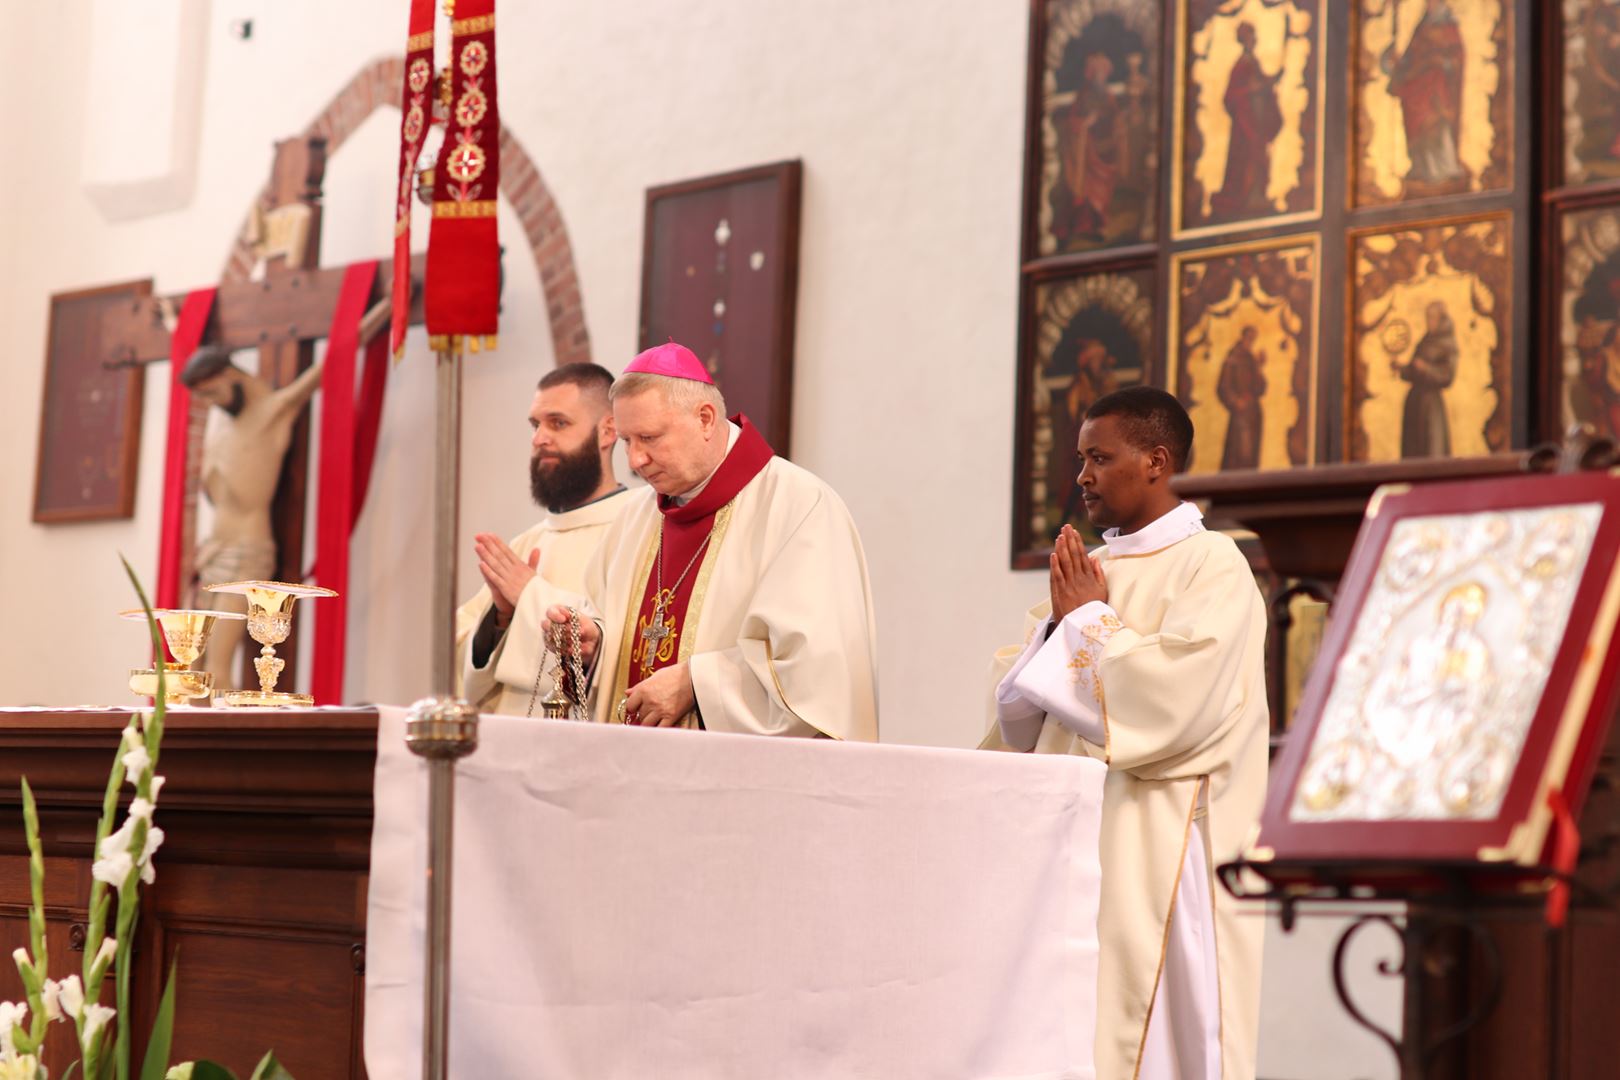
[0,708,377,1079]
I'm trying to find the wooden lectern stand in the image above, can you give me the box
[0,708,378,1079]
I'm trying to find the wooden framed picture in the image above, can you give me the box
[1172,0,1324,238]
[639,161,801,455]
[1254,472,1620,872]
[32,279,152,523]
[1167,234,1319,474]
[1346,213,1512,463]
[1552,198,1620,444]
[1010,261,1156,568]
[1351,0,1513,209]
[1026,0,1163,257]
[1556,0,1620,188]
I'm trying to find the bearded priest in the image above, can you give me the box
[456,363,633,715]
[546,342,878,741]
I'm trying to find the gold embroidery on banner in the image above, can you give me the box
[446,142,487,184]
[403,104,426,144]
[431,199,496,218]
[453,14,495,38]
[406,31,434,52]
[455,86,488,127]
[1130,784,1202,1080]
[407,55,434,91]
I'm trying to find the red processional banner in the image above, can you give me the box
[424,0,500,353]
[389,0,436,360]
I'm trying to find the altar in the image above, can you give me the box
[0,707,1105,1079]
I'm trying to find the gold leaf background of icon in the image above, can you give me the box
[1354,0,1508,206]
[1292,504,1602,823]
[1351,219,1508,463]
[1170,239,1319,475]
[1174,0,1323,237]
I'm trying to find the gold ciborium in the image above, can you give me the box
[205,580,338,707]
[120,608,247,707]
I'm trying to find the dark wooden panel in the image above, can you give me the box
[0,910,89,1067]
[161,922,363,1079]
[0,708,377,1078]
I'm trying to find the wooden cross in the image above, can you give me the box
[97,136,426,687]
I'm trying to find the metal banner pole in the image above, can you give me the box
[404,348,478,1080]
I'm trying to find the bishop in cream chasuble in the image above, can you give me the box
[553,343,879,741]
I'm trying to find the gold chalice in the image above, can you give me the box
[120,608,246,707]
[205,580,338,707]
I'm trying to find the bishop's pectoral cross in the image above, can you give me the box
[95,135,426,688]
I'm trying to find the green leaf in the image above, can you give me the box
[169,1064,238,1080]
[63,1061,82,1080]
[139,954,180,1080]
[247,1052,294,1080]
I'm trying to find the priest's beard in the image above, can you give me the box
[530,440,603,512]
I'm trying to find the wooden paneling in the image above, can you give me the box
[0,708,377,1078]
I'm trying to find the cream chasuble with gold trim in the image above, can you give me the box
[576,420,879,742]
[990,503,1267,1080]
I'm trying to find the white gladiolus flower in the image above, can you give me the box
[121,744,152,783]
[92,850,133,888]
[0,1053,39,1078]
[82,1003,115,1041]
[141,826,164,864]
[128,798,155,821]
[40,979,62,1023]
[121,722,142,752]
[149,775,166,801]
[0,1001,27,1057]
[94,938,117,971]
[8,949,26,970]
[56,976,84,1021]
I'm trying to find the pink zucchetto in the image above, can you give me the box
[623,341,714,384]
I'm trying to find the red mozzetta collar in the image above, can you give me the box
[657,415,775,523]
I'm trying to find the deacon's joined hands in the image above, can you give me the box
[1049,524,1108,622]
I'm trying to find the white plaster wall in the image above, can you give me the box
[0,3,1394,1076]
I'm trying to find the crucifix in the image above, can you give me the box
[98,135,425,688]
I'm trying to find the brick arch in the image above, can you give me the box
[221,55,592,365]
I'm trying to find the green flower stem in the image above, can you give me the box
[113,555,167,1080]
[20,778,50,1045]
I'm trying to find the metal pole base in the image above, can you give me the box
[405,695,479,1080]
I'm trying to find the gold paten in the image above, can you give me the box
[204,580,337,707]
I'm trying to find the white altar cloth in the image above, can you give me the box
[364,706,1104,1079]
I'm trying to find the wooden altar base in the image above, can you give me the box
[0,707,378,1079]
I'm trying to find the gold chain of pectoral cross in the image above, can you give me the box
[642,522,716,651]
